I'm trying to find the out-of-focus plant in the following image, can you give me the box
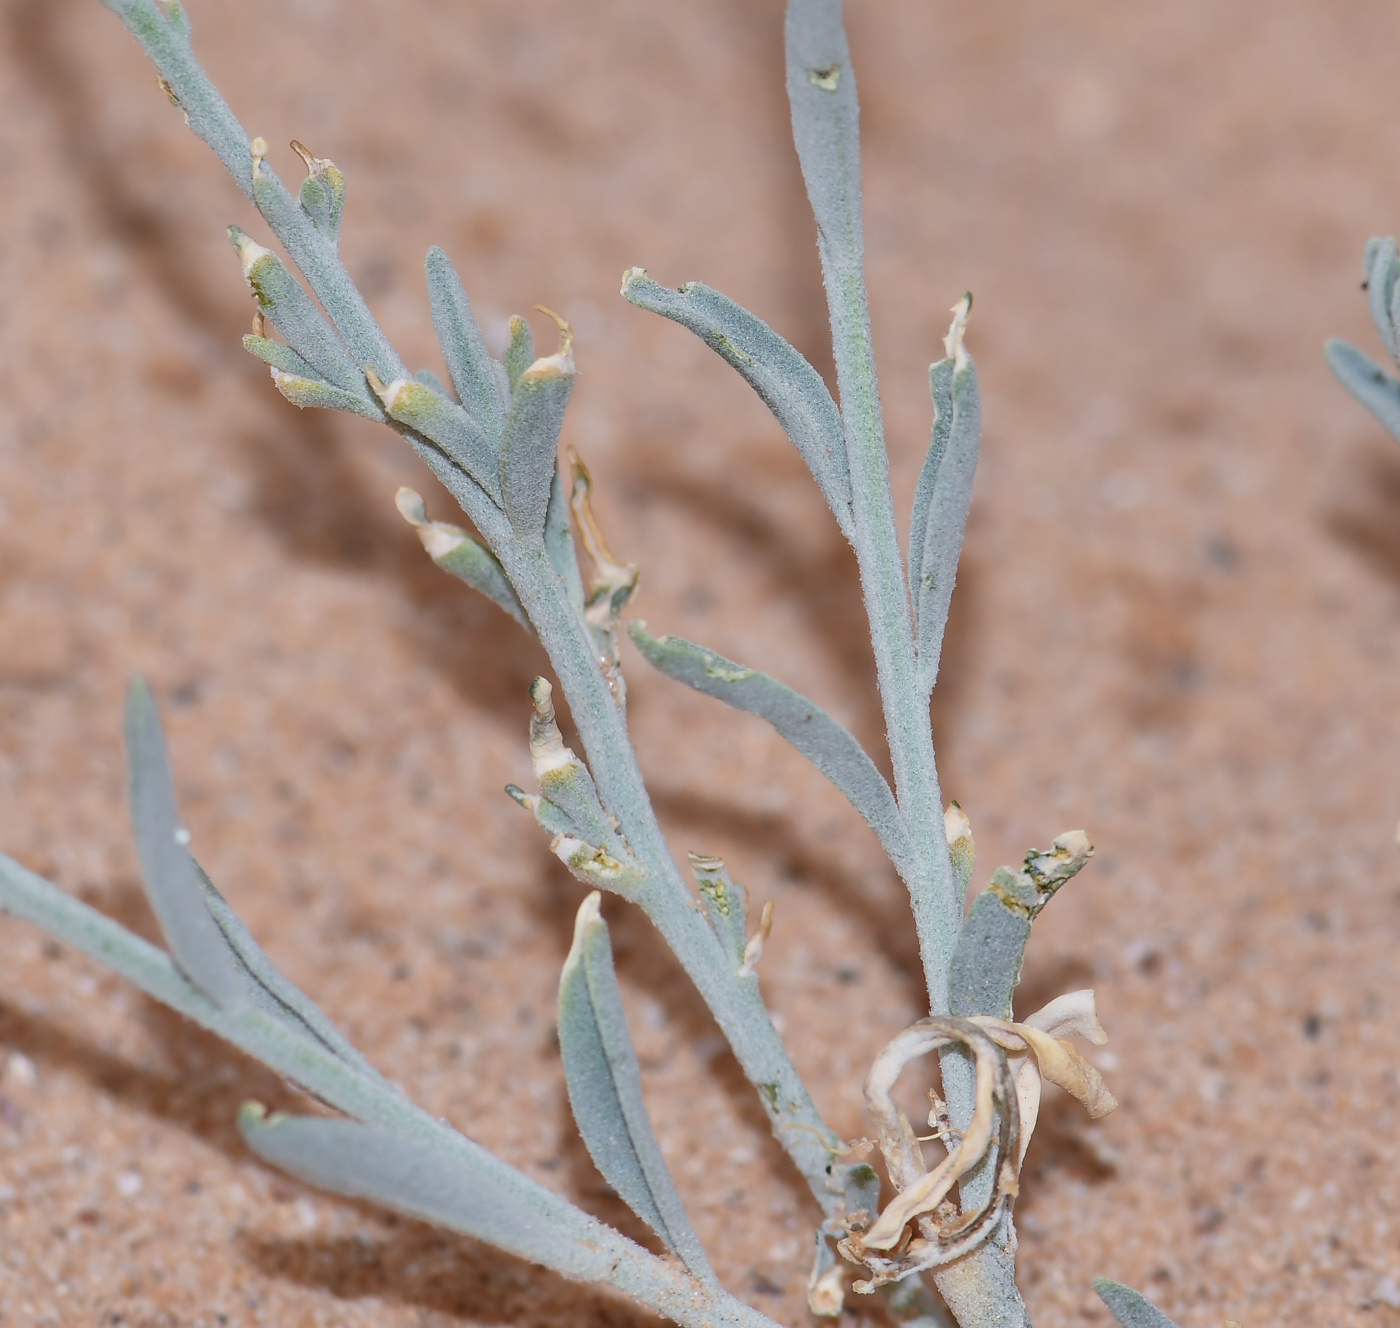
[1328,238,1400,444]
[0,3,1132,1325]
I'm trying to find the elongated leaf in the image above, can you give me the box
[374,375,503,503]
[426,246,507,437]
[269,369,384,421]
[786,0,863,280]
[621,271,853,540]
[1365,236,1400,361]
[948,832,1092,1019]
[242,334,319,381]
[501,329,576,539]
[126,678,247,1009]
[687,854,749,965]
[414,367,451,398]
[1092,1279,1181,1328]
[559,894,712,1279]
[911,351,980,695]
[1326,338,1400,443]
[628,623,915,877]
[228,228,365,395]
[504,314,536,392]
[545,462,586,613]
[240,1107,618,1282]
[192,863,385,1083]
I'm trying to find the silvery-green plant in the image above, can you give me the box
[1327,238,1400,443]
[0,3,1137,1326]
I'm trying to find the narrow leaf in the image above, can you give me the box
[242,334,320,381]
[785,0,864,279]
[558,894,713,1280]
[501,315,576,539]
[948,832,1092,1018]
[628,623,916,877]
[504,314,536,393]
[1092,1279,1182,1328]
[125,678,246,1009]
[545,461,586,614]
[395,487,529,627]
[372,374,503,504]
[688,853,748,965]
[426,246,507,437]
[270,369,383,421]
[1325,338,1400,443]
[290,141,345,247]
[240,1106,619,1283]
[621,270,853,539]
[229,227,365,395]
[528,678,623,851]
[192,863,385,1083]
[413,367,451,398]
[1365,236,1400,361]
[911,325,980,695]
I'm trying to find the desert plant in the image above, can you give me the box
[0,3,1132,1326]
[1327,237,1400,443]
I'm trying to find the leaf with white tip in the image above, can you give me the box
[1092,1279,1181,1328]
[426,247,507,436]
[1326,339,1400,444]
[500,318,576,539]
[558,894,713,1280]
[228,227,364,395]
[239,1106,619,1282]
[126,678,247,1010]
[291,141,345,247]
[270,369,383,421]
[911,329,980,695]
[372,375,502,503]
[627,623,915,878]
[621,271,852,540]
[688,853,748,965]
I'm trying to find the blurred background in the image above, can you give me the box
[0,1,1398,1324]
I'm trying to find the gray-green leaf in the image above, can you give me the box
[688,853,748,966]
[911,351,980,695]
[125,678,247,1010]
[240,1106,618,1283]
[1365,236,1400,361]
[627,623,915,879]
[1325,338,1400,444]
[500,329,576,539]
[375,375,503,504]
[229,227,364,395]
[426,246,507,437]
[558,893,712,1280]
[621,271,853,540]
[1092,1279,1182,1328]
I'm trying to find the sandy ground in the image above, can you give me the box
[1,1,1400,1325]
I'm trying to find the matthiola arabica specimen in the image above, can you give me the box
[0,3,1174,1326]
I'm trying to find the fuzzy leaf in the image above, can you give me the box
[242,334,319,381]
[426,247,507,437]
[688,853,748,965]
[628,623,916,877]
[501,323,576,539]
[229,227,364,395]
[558,894,712,1279]
[528,679,622,851]
[1365,236,1400,361]
[270,369,383,421]
[911,346,980,694]
[949,832,1093,1019]
[394,488,528,627]
[504,315,536,393]
[239,1107,618,1282]
[621,271,852,539]
[1325,338,1400,444]
[125,678,247,1010]
[292,142,345,247]
[413,367,452,398]
[1092,1279,1181,1328]
[545,461,586,613]
[373,375,502,503]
